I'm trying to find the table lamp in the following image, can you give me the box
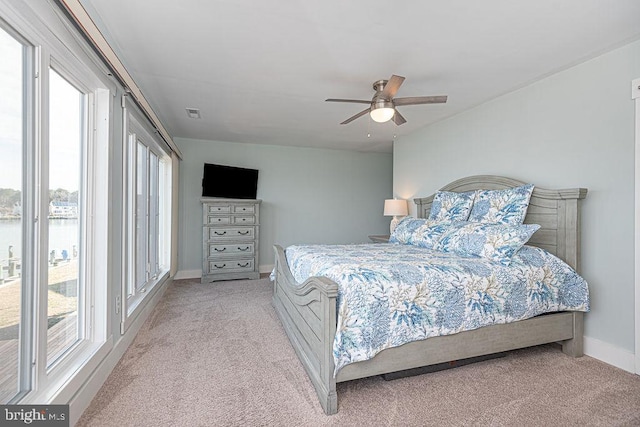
[384,199,408,234]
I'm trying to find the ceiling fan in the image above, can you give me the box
[326,75,447,126]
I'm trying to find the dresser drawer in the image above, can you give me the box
[207,205,231,214]
[207,215,231,225]
[207,258,254,273]
[232,215,255,225]
[208,242,254,257]
[208,226,254,240]
[233,205,255,214]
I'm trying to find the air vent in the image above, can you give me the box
[186,108,201,119]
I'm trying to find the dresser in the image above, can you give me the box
[201,198,261,283]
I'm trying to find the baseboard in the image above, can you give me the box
[174,269,201,280]
[175,265,273,280]
[584,335,636,374]
[68,278,172,426]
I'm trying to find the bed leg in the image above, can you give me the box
[562,312,584,357]
[319,387,338,415]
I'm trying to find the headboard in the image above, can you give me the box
[413,175,587,272]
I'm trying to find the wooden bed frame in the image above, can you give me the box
[272,175,588,415]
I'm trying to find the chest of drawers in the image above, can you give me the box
[201,198,261,283]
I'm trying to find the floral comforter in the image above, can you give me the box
[284,243,589,375]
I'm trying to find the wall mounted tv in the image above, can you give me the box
[202,163,259,199]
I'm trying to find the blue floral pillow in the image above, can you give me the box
[410,220,453,249]
[428,190,476,222]
[434,221,541,266]
[389,217,452,249]
[468,184,534,225]
[389,217,428,244]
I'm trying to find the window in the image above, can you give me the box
[46,68,85,366]
[123,106,171,325]
[135,140,148,293]
[0,6,110,404]
[0,23,27,404]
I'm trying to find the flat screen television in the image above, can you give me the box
[202,163,259,199]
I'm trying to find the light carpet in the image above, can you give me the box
[77,278,640,426]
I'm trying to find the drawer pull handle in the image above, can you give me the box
[214,264,226,269]
[238,247,250,252]
[238,262,249,268]
[214,247,226,252]
[238,231,250,235]
[214,231,227,236]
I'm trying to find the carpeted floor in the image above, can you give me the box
[77,278,640,427]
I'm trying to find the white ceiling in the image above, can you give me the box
[80,0,640,153]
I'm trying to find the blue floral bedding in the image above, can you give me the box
[284,243,589,375]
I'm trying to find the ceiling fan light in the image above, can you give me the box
[370,106,395,123]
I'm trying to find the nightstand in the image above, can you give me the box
[368,234,390,243]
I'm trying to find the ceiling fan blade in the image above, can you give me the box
[392,109,406,126]
[326,98,371,104]
[340,108,370,125]
[393,95,448,106]
[381,75,405,98]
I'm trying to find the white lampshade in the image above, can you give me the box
[384,199,408,216]
[370,107,395,123]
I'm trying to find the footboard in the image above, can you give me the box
[271,245,339,415]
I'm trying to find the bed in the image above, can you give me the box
[271,175,588,415]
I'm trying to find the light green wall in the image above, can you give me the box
[394,40,640,353]
[176,137,393,273]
